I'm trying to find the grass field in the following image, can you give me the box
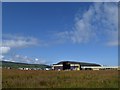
[2,69,119,88]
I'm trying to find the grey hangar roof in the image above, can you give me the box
[53,61,101,66]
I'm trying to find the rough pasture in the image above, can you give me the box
[2,69,119,88]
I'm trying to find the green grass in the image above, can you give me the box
[2,69,119,88]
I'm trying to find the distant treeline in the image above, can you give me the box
[0,61,51,69]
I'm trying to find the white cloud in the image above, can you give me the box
[0,46,11,54]
[10,54,47,64]
[1,34,47,63]
[72,2,118,45]
[2,34,38,48]
[35,58,38,61]
[106,30,118,46]
[1,34,39,54]
[0,55,4,59]
[106,41,118,46]
[56,2,118,46]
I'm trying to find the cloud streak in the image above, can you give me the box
[0,34,39,54]
[2,34,39,48]
[0,46,11,54]
[56,2,118,46]
[1,34,48,64]
[5,54,47,64]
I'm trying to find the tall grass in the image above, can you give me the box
[2,69,118,88]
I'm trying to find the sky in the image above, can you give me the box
[1,2,118,66]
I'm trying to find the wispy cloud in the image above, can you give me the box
[12,54,47,64]
[2,34,39,48]
[106,30,118,46]
[2,54,47,64]
[0,34,39,54]
[0,55,4,60]
[56,2,118,46]
[1,34,48,64]
[0,46,11,54]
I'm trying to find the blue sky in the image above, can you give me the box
[1,2,118,66]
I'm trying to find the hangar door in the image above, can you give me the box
[63,62,70,70]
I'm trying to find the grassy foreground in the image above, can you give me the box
[2,69,119,88]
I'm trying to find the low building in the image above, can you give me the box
[52,61,101,70]
[82,66,119,70]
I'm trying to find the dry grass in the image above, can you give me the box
[2,69,119,88]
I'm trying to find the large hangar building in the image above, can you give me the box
[52,61,101,70]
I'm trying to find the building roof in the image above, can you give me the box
[54,61,101,66]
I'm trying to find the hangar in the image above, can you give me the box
[52,61,101,70]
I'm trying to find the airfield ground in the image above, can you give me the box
[2,69,119,88]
